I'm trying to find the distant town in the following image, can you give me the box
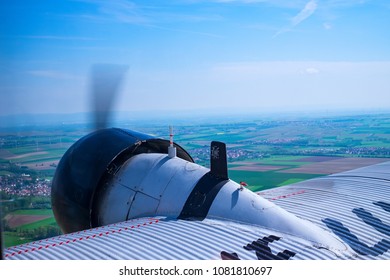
[0,174,51,197]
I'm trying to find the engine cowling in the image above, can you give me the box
[51,128,193,234]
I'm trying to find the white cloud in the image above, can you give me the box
[99,0,149,24]
[291,0,318,26]
[305,67,320,74]
[273,0,317,37]
[76,0,223,25]
[71,0,151,24]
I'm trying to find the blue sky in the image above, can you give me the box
[1,0,390,116]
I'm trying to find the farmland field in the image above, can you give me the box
[3,232,33,248]
[229,169,323,192]
[227,155,390,191]
[2,208,60,247]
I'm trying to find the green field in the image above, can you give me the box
[5,149,66,164]
[229,170,323,192]
[234,155,313,166]
[3,232,34,248]
[12,209,53,216]
[0,171,14,176]
[227,155,326,192]
[18,217,57,230]
[2,209,60,248]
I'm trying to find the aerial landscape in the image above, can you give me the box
[1,0,390,268]
[1,111,390,247]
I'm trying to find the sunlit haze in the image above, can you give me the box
[1,0,390,118]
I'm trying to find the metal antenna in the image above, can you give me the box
[168,126,176,158]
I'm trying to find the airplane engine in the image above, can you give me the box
[51,128,193,234]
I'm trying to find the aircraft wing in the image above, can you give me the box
[4,160,390,260]
[257,160,390,259]
[2,216,353,260]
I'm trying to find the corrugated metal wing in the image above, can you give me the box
[4,216,351,260]
[258,160,390,260]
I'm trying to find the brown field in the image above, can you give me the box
[280,157,390,174]
[294,156,342,162]
[230,161,266,165]
[25,160,59,170]
[5,214,52,228]
[230,164,288,171]
[5,151,48,160]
